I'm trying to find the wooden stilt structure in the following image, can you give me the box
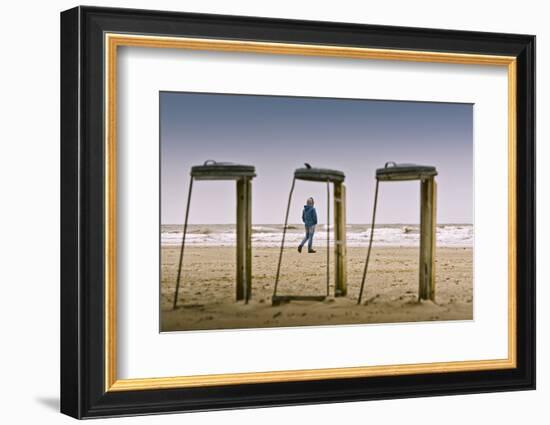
[357,162,437,304]
[173,160,256,309]
[272,164,347,305]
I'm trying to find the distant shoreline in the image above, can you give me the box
[162,223,474,226]
[161,223,474,248]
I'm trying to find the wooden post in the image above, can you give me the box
[236,178,252,301]
[419,177,436,301]
[334,182,347,296]
[245,178,252,302]
[431,180,437,299]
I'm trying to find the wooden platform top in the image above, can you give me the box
[294,165,345,183]
[376,162,437,181]
[190,160,256,180]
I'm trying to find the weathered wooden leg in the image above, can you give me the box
[430,180,437,300]
[273,178,296,301]
[245,178,252,303]
[419,177,437,301]
[236,178,251,301]
[334,182,347,296]
[173,177,194,309]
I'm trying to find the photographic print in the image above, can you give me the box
[160,92,473,332]
[61,8,535,417]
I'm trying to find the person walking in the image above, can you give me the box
[298,197,317,253]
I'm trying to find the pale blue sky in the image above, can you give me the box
[160,92,473,225]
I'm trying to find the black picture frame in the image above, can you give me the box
[60,5,535,419]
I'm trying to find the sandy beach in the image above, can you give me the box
[161,245,473,332]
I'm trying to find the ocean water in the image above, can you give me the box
[161,223,473,248]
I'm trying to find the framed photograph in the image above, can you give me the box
[60,6,535,419]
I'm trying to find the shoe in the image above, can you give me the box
[308,249,316,253]
[298,245,302,253]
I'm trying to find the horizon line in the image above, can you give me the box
[161,222,474,226]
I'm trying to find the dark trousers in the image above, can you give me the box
[299,225,315,250]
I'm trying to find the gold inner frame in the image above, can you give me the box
[104,33,517,392]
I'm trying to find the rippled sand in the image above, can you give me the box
[161,246,473,332]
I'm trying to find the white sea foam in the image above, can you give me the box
[161,224,473,248]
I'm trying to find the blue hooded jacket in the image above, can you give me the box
[302,205,318,227]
